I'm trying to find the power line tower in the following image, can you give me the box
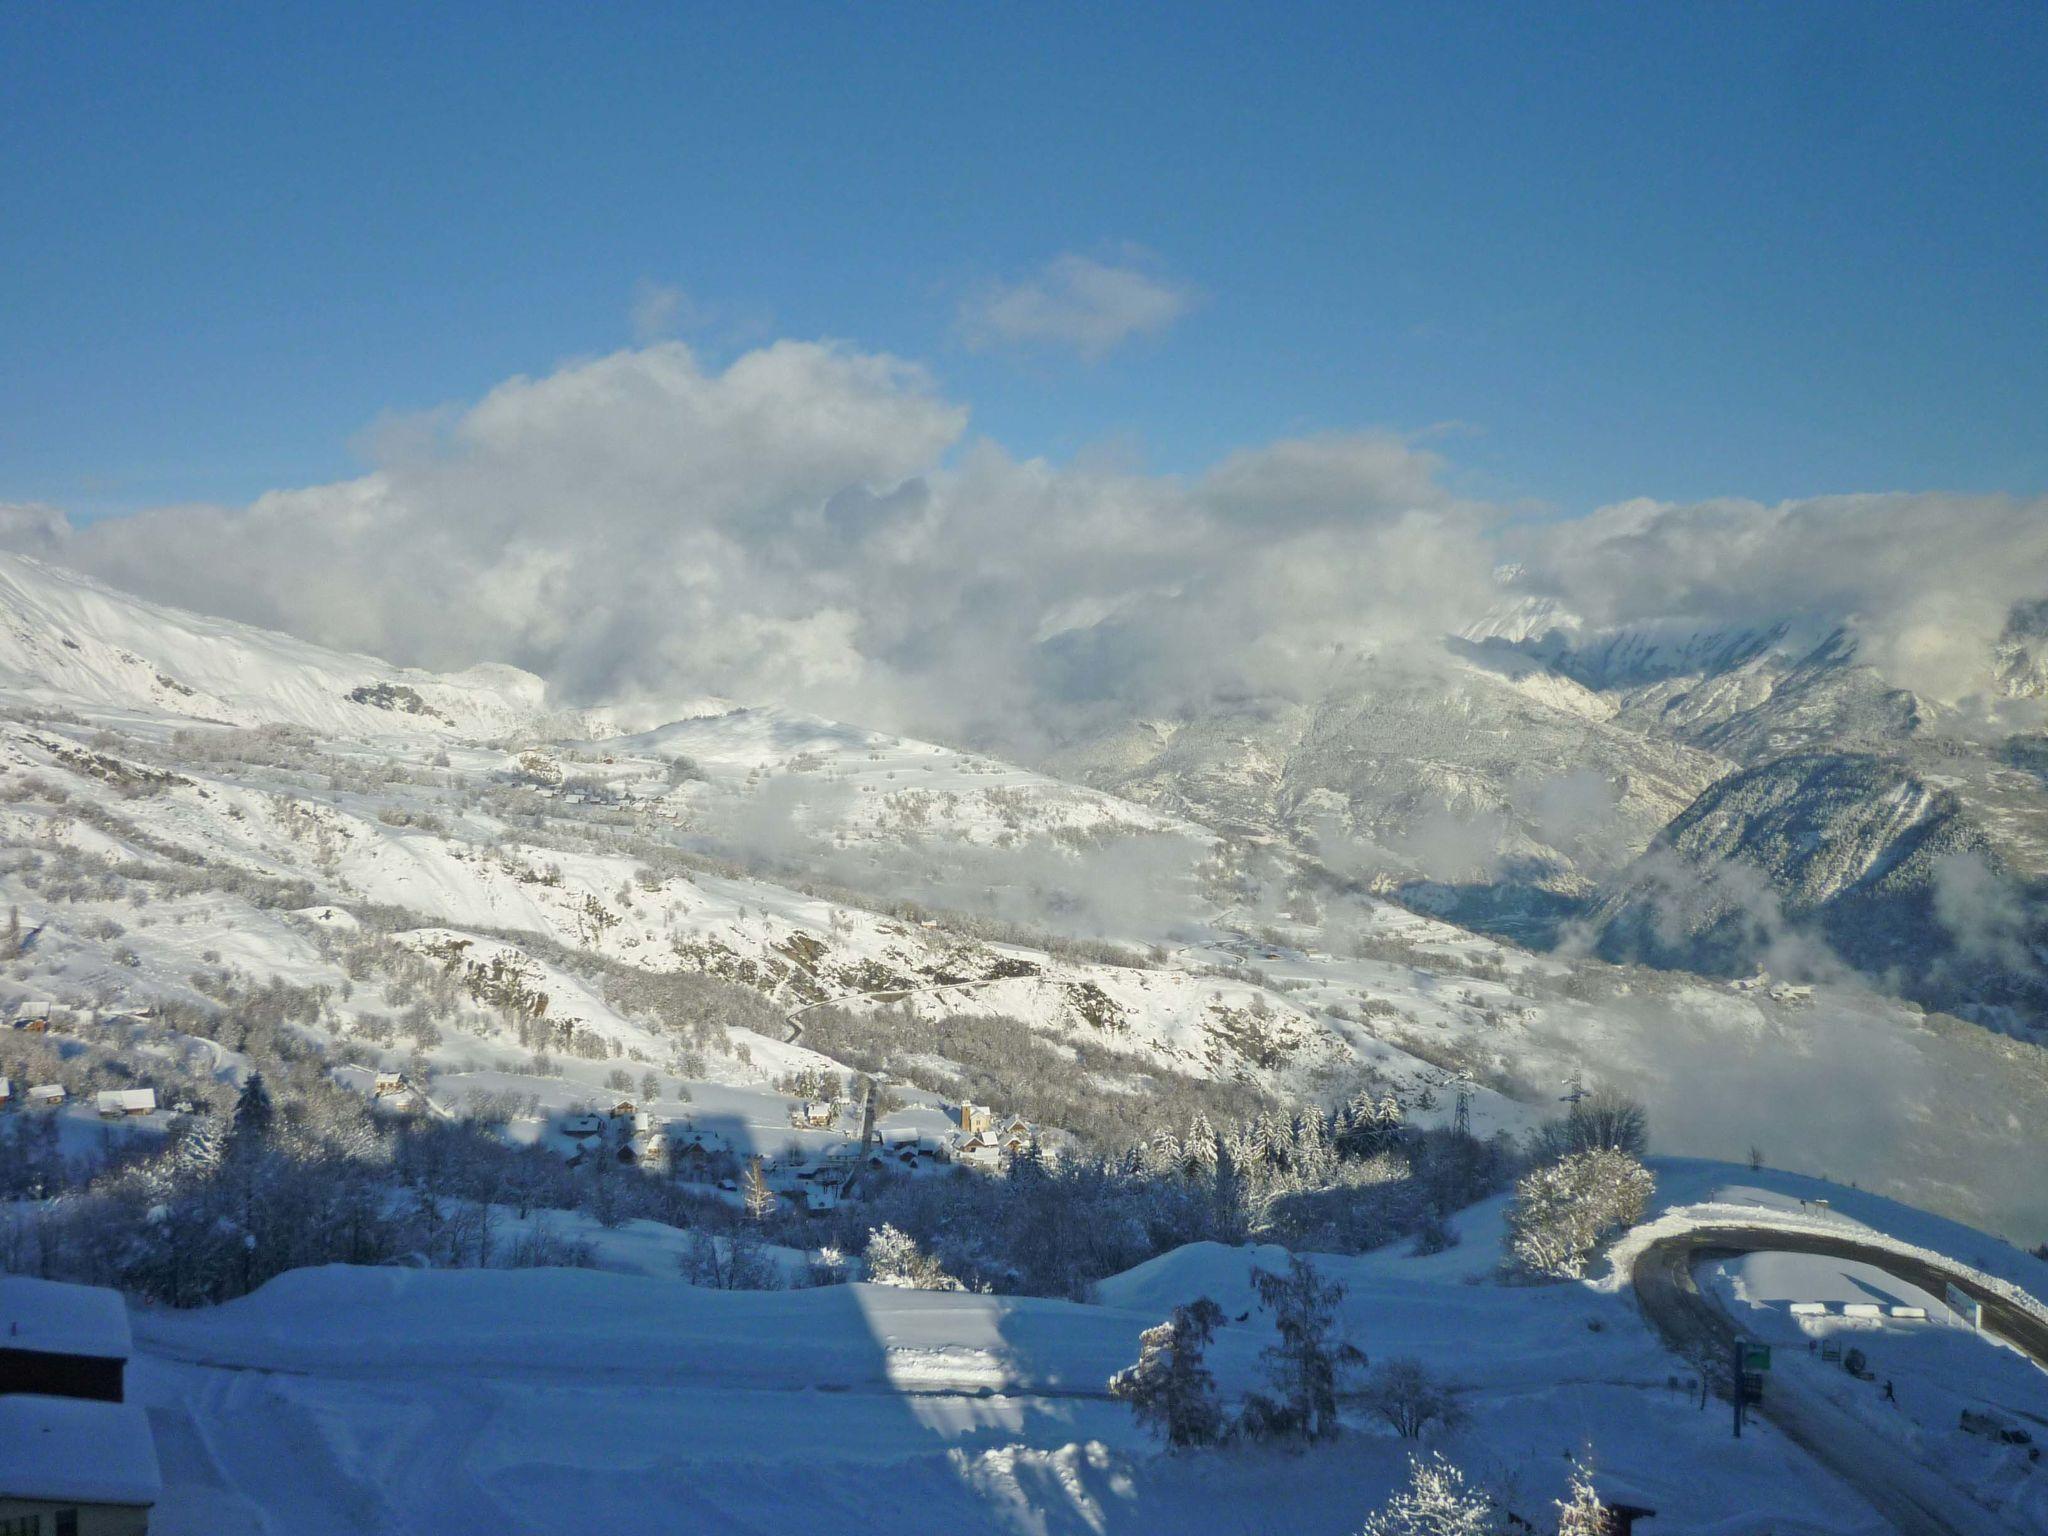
[1452,1072,1473,1137]
[1561,1069,1586,1108]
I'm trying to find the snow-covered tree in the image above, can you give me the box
[1504,1148,1654,1280]
[1359,1453,1499,1536]
[1109,1296,1227,1448]
[228,1072,275,1154]
[1554,1462,1608,1535]
[864,1223,962,1290]
[1243,1255,1364,1441]
[742,1155,775,1221]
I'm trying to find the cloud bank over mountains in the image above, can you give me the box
[8,335,2045,752]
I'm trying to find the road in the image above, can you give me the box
[1633,1225,2048,1536]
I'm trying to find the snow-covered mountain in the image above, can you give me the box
[1,552,2044,1239]
[1046,644,1728,940]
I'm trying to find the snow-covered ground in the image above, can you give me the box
[1706,1250,2048,1519]
[129,1173,1912,1536]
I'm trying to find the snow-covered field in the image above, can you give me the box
[128,1166,1968,1536]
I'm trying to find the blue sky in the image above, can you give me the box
[4,2,2044,520]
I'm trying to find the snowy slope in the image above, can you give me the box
[2,553,2046,1241]
[122,1163,2028,1536]
[0,551,564,737]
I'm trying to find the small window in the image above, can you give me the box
[0,1514,41,1536]
[57,1513,80,1536]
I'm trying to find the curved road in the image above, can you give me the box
[1633,1226,2048,1536]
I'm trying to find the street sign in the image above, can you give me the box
[1731,1339,1772,1437]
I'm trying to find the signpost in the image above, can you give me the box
[1732,1341,1769,1437]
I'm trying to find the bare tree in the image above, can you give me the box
[1361,1356,1464,1441]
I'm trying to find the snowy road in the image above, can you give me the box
[1633,1227,2048,1536]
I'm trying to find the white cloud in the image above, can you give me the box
[10,331,2044,764]
[958,251,1195,359]
[1510,491,2048,701]
[0,503,72,556]
[629,280,695,343]
[23,336,1485,752]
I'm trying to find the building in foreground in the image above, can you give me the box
[0,1276,160,1532]
[0,1393,161,1534]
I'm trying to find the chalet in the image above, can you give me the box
[609,1100,637,1119]
[373,1071,404,1097]
[13,1017,48,1033]
[958,1138,1003,1169]
[955,1102,992,1134]
[0,1395,160,1536]
[666,1127,733,1172]
[560,1113,604,1139]
[0,1276,133,1403]
[27,1085,64,1109]
[96,1088,157,1119]
[790,1100,836,1129]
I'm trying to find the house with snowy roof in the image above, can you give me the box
[0,1275,134,1404]
[0,1394,160,1535]
[96,1088,157,1119]
[954,1102,992,1134]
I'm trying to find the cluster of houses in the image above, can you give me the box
[549,1097,1039,1211]
[0,1274,162,1533]
[950,1102,1035,1168]
[4,1004,170,1124]
[0,1078,160,1118]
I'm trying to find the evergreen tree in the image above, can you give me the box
[1109,1296,1228,1448]
[1246,1255,1364,1441]
[229,1073,275,1154]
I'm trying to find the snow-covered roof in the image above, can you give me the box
[0,1274,133,1360]
[96,1087,156,1113]
[0,1395,160,1505]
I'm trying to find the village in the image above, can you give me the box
[2,993,1042,1229]
[2,1005,177,1136]
[546,1090,1042,1214]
